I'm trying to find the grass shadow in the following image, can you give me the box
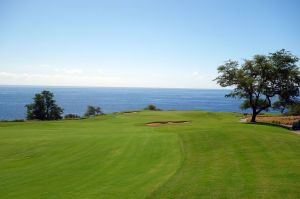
[243,121,291,130]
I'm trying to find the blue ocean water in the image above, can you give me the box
[0,86,243,120]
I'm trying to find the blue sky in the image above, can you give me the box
[0,0,299,88]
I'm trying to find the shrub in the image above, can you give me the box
[286,102,300,116]
[84,105,104,117]
[12,119,25,122]
[271,120,281,125]
[64,114,81,119]
[144,104,161,111]
[0,119,25,122]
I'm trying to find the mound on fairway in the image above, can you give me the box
[0,111,299,198]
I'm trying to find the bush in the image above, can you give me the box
[64,114,81,119]
[271,120,281,125]
[286,102,300,116]
[0,119,25,122]
[84,105,104,117]
[12,119,25,122]
[144,104,161,111]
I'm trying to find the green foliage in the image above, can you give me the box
[84,105,104,117]
[215,49,300,122]
[0,111,300,198]
[0,119,25,122]
[272,100,286,113]
[144,104,161,111]
[240,99,270,111]
[25,90,63,120]
[64,113,81,119]
[285,102,300,116]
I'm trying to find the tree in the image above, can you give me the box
[25,90,63,120]
[144,104,161,111]
[215,49,300,122]
[84,105,103,117]
[64,114,81,119]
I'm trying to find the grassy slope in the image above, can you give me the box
[0,111,299,198]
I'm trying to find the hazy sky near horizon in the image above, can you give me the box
[0,0,299,88]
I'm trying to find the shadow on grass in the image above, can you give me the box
[243,121,291,130]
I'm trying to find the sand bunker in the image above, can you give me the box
[123,111,138,114]
[146,121,190,126]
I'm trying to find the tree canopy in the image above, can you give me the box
[25,90,63,120]
[144,104,161,111]
[215,49,300,122]
[84,105,104,117]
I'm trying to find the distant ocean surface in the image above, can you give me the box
[0,86,243,120]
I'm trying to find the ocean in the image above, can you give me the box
[0,86,242,120]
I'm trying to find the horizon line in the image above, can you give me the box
[0,84,227,90]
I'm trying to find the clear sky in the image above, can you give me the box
[0,0,299,88]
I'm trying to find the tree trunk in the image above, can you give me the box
[251,109,257,122]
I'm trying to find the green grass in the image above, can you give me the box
[0,111,299,198]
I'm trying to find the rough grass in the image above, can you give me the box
[246,115,300,125]
[0,111,299,198]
